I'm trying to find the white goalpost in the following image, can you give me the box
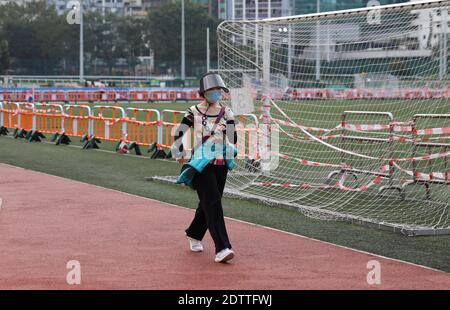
[217,0,450,235]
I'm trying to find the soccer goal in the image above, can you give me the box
[217,0,450,235]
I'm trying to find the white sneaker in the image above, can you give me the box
[214,248,234,263]
[187,237,203,252]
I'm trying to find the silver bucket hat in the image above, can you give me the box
[198,73,229,97]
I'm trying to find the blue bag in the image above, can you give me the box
[176,142,237,189]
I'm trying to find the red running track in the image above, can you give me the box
[0,163,449,289]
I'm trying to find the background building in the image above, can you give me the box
[0,0,34,5]
[293,0,409,15]
[218,0,411,20]
[218,0,291,20]
[42,0,213,17]
[0,0,416,18]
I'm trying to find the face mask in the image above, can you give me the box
[205,90,222,104]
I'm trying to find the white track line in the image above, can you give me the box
[0,162,448,276]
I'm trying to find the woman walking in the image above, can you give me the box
[174,72,237,263]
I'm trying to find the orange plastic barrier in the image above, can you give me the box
[99,91,117,102]
[0,102,35,130]
[150,90,177,101]
[0,102,19,129]
[19,103,35,131]
[91,106,127,142]
[63,105,92,137]
[161,109,192,152]
[189,90,202,101]
[87,92,101,102]
[115,91,129,101]
[34,103,64,134]
[67,91,90,102]
[53,91,68,102]
[125,108,161,146]
[236,114,259,160]
[129,91,149,102]
[0,104,255,159]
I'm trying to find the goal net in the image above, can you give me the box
[217,0,450,235]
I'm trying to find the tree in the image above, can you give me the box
[118,16,145,75]
[145,1,220,76]
[0,2,72,74]
[0,15,10,73]
[85,12,143,75]
[0,36,10,74]
[0,1,221,76]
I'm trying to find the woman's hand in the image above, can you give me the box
[176,157,186,165]
[213,123,226,135]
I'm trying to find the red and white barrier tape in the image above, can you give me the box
[336,175,383,192]
[391,161,449,181]
[265,97,450,162]
[273,147,449,181]
[343,123,390,131]
[102,118,123,126]
[272,114,448,142]
[335,165,388,192]
[343,122,412,133]
[267,98,399,160]
[414,136,450,141]
[271,117,333,133]
[272,151,344,169]
[393,125,414,132]
[397,151,450,162]
[251,182,330,189]
[251,165,388,192]
[416,126,450,136]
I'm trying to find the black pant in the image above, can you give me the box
[185,164,232,254]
